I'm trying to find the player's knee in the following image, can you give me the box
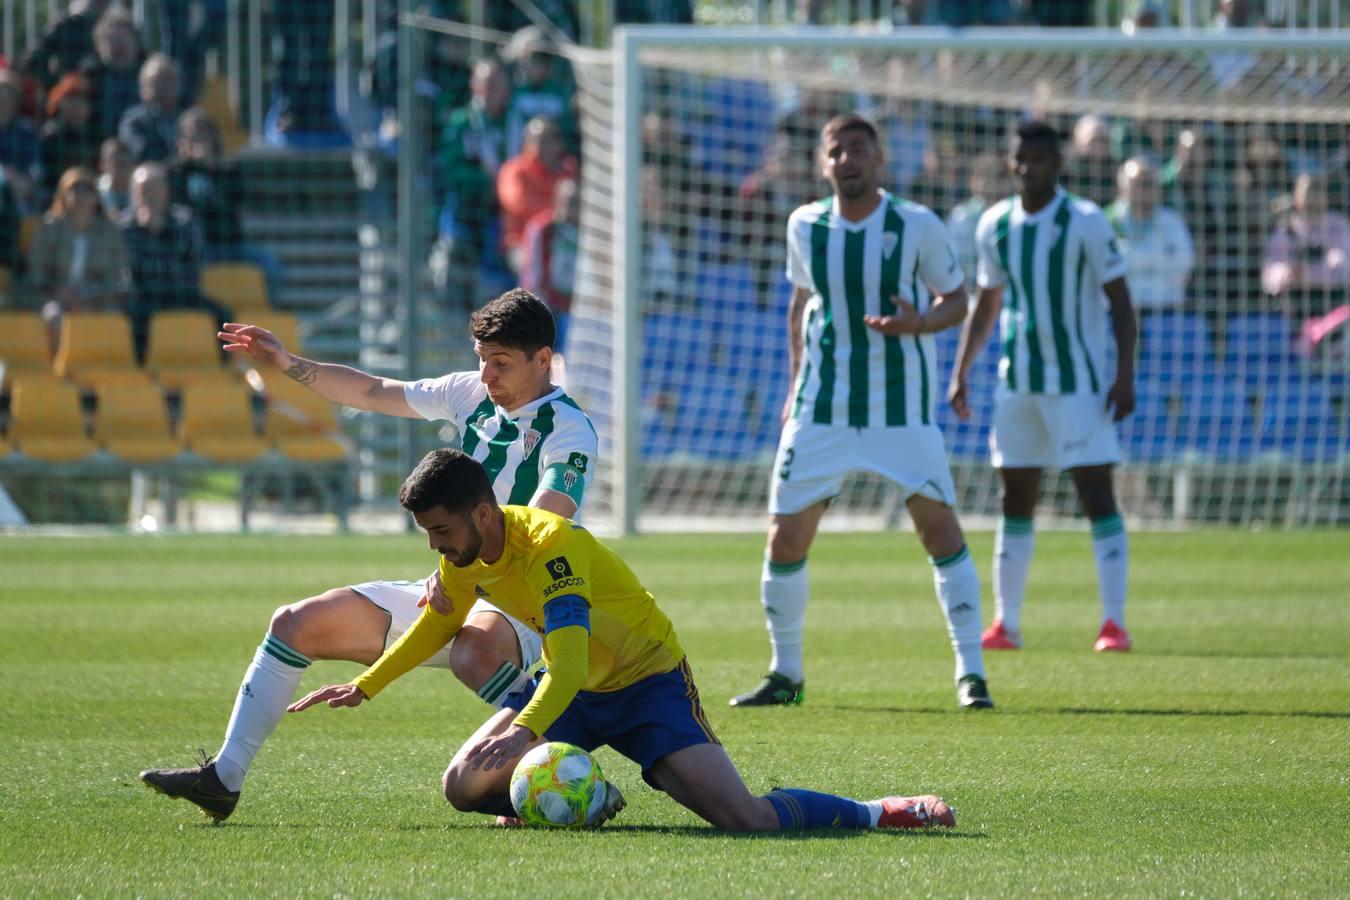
[441,766,479,812]
[766,526,810,565]
[449,628,513,692]
[268,603,305,647]
[268,588,350,657]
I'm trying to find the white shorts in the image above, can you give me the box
[990,387,1122,470]
[348,579,543,671]
[769,418,958,515]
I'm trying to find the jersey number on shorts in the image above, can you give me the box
[778,448,795,481]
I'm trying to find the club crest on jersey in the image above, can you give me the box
[522,428,542,459]
[545,556,574,581]
[882,231,899,260]
[563,469,579,491]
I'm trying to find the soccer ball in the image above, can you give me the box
[509,742,607,827]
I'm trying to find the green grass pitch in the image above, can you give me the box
[1,530,1347,897]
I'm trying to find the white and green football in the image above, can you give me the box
[509,742,606,827]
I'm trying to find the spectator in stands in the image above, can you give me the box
[519,178,579,351]
[504,28,577,157]
[0,70,42,210]
[433,57,511,307]
[907,134,963,220]
[82,9,145,142]
[169,108,284,302]
[642,166,681,308]
[39,74,101,202]
[1262,172,1350,353]
[119,54,182,164]
[739,124,817,303]
[1062,114,1117,208]
[1107,156,1195,319]
[947,151,1010,295]
[1209,0,1262,93]
[1226,126,1289,308]
[97,136,132,219]
[20,0,114,89]
[498,116,578,274]
[119,161,224,359]
[159,0,227,104]
[487,3,579,43]
[267,0,346,145]
[1162,127,1232,297]
[25,166,126,348]
[0,169,20,277]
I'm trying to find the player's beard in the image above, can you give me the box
[444,521,484,568]
[835,173,872,200]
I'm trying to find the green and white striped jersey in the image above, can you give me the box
[785,190,965,428]
[403,373,597,508]
[975,189,1128,396]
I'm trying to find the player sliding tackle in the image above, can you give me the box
[140,290,598,822]
[291,449,957,832]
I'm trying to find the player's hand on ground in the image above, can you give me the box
[417,569,453,615]
[465,724,533,771]
[1106,376,1135,422]
[287,683,367,713]
[863,295,924,335]
[218,323,290,369]
[947,375,971,421]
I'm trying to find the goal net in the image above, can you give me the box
[565,28,1350,533]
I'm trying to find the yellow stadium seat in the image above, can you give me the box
[145,310,225,388]
[10,377,98,462]
[95,381,183,464]
[179,379,268,463]
[19,214,41,257]
[52,311,140,389]
[202,263,270,315]
[0,310,54,389]
[241,311,303,354]
[263,376,348,462]
[0,265,13,305]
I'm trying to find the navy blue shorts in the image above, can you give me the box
[506,658,719,788]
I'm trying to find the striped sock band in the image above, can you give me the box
[999,515,1034,535]
[767,557,807,576]
[929,544,971,569]
[477,661,524,707]
[1090,514,1125,539]
[261,633,311,669]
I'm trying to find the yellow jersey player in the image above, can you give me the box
[291,449,957,832]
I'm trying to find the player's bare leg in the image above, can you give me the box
[1071,464,1131,651]
[441,708,543,817]
[907,495,992,708]
[985,467,1042,650]
[730,500,828,707]
[647,743,954,832]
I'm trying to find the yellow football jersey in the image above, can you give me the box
[352,505,685,736]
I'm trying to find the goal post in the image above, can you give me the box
[565,27,1350,534]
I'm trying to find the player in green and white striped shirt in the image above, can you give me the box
[140,289,597,821]
[951,120,1138,655]
[730,114,993,712]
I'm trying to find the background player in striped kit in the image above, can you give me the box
[139,289,597,821]
[730,113,993,711]
[950,119,1138,653]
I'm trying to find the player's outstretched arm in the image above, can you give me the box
[287,683,367,712]
[218,323,421,418]
[948,286,1003,422]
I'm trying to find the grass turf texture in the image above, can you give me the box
[1,531,1347,898]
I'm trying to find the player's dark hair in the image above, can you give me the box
[820,113,879,147]
[398,449,496,515]
[1015,119,1062,154]
[470,288,556,354]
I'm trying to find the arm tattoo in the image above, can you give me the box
[285,357,320,386]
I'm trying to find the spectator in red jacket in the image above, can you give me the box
[519,177,579,351]
[497,116,577,273]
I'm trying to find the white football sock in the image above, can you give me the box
[762,557,809,683]
[1090,515,1128,627]
[994,516,1034,634]
[214,634,309,792]
[931,545,986,680]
